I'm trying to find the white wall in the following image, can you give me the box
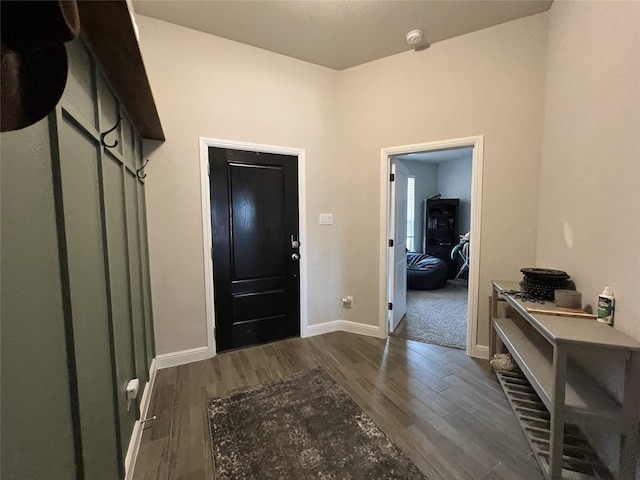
[537,0,639,344]
[396,156,472,252]
[536,2,640,473]
[437,156,473,235]
[136,15,339,354]
[398,159,437,251]
[137,12,548,354]
[334,13,548,347]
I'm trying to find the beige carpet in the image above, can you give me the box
[390,281,468,349]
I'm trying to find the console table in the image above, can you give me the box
[490,281,640,480]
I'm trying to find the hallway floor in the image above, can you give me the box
[133,332,543,480]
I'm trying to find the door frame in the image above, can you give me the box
[199,137,308,355]
[379,135,485,358]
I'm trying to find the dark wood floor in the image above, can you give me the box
[132,332,543,480]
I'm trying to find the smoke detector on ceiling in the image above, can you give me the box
[405,29,423,45]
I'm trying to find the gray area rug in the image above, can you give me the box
[391,281,468,349]
[207,367,427,479]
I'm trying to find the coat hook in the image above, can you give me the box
[101,116,121,149]
[136,158,149,179]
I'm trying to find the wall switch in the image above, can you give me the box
[342,296,353,308]
[319,213,333,225]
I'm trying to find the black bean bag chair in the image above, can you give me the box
[407,253,448,290]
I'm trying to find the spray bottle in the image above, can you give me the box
[596,287,615,326]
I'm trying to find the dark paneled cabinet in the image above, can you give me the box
[423,198,459,278]
[1,37,156,480]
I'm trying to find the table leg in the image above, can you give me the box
[549,345,567,479]
[489,288,498,358]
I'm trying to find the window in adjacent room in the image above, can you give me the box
[406,176,415,251]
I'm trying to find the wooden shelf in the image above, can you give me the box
[423,198,459,278]
[78,1,165,141]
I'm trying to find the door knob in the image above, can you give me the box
[291,253,300,261]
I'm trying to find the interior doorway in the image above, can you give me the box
[392,149,472,349]
[379,136,485,358]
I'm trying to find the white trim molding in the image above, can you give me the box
[474,345,489,360]
[154,346,213,370]
[198,137,308,354]
[125,359,158,479]
[304,320,382,338]
[379,136,486,359]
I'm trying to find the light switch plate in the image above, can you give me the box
[319,213,333,225]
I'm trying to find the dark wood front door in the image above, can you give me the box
[209,147,300,352]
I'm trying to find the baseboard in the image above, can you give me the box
[154,345,214,370]
[470,344,489,360]
[124,359,158,479]
[303,320,383,339]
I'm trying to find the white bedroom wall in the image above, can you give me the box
[437,155,473,235]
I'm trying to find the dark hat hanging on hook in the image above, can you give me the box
[1,1,80,132]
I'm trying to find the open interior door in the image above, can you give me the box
[388,160,408,333]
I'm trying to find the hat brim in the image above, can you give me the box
[1,42,68,132]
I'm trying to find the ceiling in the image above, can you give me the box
[132,0,553,70]
[396,146,473,164]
